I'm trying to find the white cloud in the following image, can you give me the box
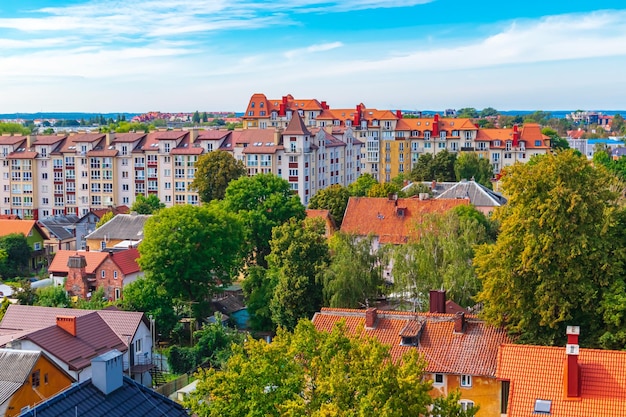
[284,42,343,59]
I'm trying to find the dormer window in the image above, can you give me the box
[424,131,431,140]
[251,102,255,108]
[260,102,264,108]
[400,336,417,346]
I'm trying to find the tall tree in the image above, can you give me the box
[542,127,569,150]
[96,211,114,228]
[0,233,31,279]
[410,150,456,182]
[454,152,493,188]
[323,233,384,308]
[457,108,479,118]
[222,174,305,267]
[138,204,245,320]
[410,153,435,181]
[367,182,401,198]
[241,265,274,331]
[475,150,621,346]
[190,151,246,203]
[308,184,350,226]
[347,173,378,197]
[130,194,165,214]
[269,218,330,331]
[186,320,436,417]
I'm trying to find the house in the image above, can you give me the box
[402,180,507,216]
[496,326,626,417]
[0,219,50,271]
[0,305,154,386]
[38,215,80,253]
[340,195,469,248]
[75,206,130,250]
[47,248,141,300]
[0,349,74,417]
[84,213,149,251]
[312,301,511,416]
[19,350,189,417]
[305,209,338,236]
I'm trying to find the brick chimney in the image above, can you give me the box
[433,114,440,137]
[56,316,77,336]
[512,124,520,147]
[66,254,88,299]
[396,110,402,119]
[454,312,465,333]
[365,308,377,329]
[429,290,446,313]
[354,104,362,126]
[564,326,581,398]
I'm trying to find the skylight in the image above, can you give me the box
[534,399,551,414]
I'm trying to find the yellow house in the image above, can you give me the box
[0,348,74,417]
[312,301,511,417]
[84,213,150,251]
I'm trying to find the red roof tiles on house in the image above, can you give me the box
[48,250,109,275]
[110,248,140,275]
[283,112,311,136]
[340,197,469,244]
[0,135,27,145]
[0,219,48,239]
[312,308,510,376]
[497,344,626,417]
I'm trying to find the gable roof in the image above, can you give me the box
[0,349,44,406]
[404,180,506,208]
[48,250,109,275]
[85,214,150,241]
[283,112,311,136]
[38,216,80,241]
[497,344,626,417]
[312,308,510,376]
[89,205,130,220]
[340,197,469,244]
[20,376,189,417]
[110,248,141,275]
[0,219,49,240]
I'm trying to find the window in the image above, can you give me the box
[434,373,444,385]
[460,374,472,387]
[32,370,40,388]
[535,140,542,146]
[115,288,121,300]
[123,184,129,191]
[135,338,142,353]
[34,242,41,251]
[534,399,551,414]
[44,373,48,384]
[459,400,474,411]
[101,270,106,278]
[114,270,118,279]
[101,241,106,250]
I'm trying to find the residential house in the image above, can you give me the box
[496,326,626,417]
[20,350,189,417]
[305,209,338,237]
[48,248,141,301]
[402,180,507,216]
[75,205,129,250]
[84,213,149,251]
[0,219,50,270]
[312,301,511,416]
[38,215,80,253]
[0,349,74,417]
[0,305,154,386]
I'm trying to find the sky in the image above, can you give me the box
[1,0,626,113]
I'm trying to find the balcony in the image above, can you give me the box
[460,147,475,152]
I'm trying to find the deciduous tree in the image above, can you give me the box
[347,173,378,196]
[96,211,113,228]
[454,152,493,188]
[475,150,621,346]
[0,233,31,279]
[130,194,165,214]
[308,184,350,226]
[190,151,246,203]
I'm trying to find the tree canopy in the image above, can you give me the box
[475,150,622,346]
[138,204,245,320]
[186,320,441,417]
[0,233,31,279]
[222,173,305,267]
[130,194,165,214]
[96,211,114,228]
[409,150,457,182]
[308,184,350,226]
[190,151,246,203]
[347,173,378,197]
[454,152,493,188]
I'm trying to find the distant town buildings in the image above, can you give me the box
[0,93,554,219]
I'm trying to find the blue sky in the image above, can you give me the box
[1,0,625,113]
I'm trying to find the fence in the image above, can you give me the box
[154,373,191,398]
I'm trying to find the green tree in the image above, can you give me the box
[96,211,114,228]
[308,184,350,226]
[0,233,31,279]
[241,266,274,331]
[348,173,378,196]
[324,233,384,308]
[116,277,180,340]
[454,152,493,188]
[457,108,479,118]
[479,107,499,118]
[269,218,330,331]
[433,150,457,181]
[130,194,165,214]
[186,320,435,417]
[432,390,479,417]
[0,297,11,321]
[193,111,201,124]
[35,285,70,307]
[222,174,305,268]
[367,182,401,198]
[138,204,245,320]
[76,287,109,310]
[612,113,625,134]
[542,127,569,150]
[475,150,621,346]
[190,151,246,203]
[0,122,31,135]
[410,153,435,181]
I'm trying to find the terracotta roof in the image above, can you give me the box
[283,112,311,136]
[110,248,140,275]
[7,150,38,159]
[0,214,20,220]
[66,133,105,142]
[48,250,109,275]
[32,135,67,145]
[0,135,27,145]
[497,344,626,417]
[89,205,130,220]
[0,219,49,240]
[151,130,188,140]
[86,149,118,157]
[196,130,231,140]
[396,117,477,132]
[340,197,469,244]
[312,308,510,376]
[567,129,585,139]
[171,147,203,155]
[110,132,148,143]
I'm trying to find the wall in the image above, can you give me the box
[85,237,124,252]
[5,355,74,417]
[429,373,503,417]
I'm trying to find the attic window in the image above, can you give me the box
[400,336,416,346]
[534,399,551,414]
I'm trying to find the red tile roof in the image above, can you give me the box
[497,344,626,417]
[86,149,118,157]
[111,132,148,143]
[0,219,48,239]
[48,250,109,275]
[32,135,67,145]
[283,112,311,136]
[313,308,510,376]
[110,248,140,275]
[7,151,38,159]
[196,130,231,141]
[341,197,469,244]
[90,205,130,220]
[0,135,27,145]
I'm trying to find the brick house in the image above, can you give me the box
[48,248,141,301]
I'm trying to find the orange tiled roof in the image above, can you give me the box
[7,151,38,159]
[86,149,118,157]
[341,197,469,244]
[0,219,48,239]
[0,135,27,145]
[48,250,109,275]
[312,308,510,376]
[497,344,626,417]
[283,112,311,136]
[111,132,147,143]
[32,135,67,145]
[396,117,477,132]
